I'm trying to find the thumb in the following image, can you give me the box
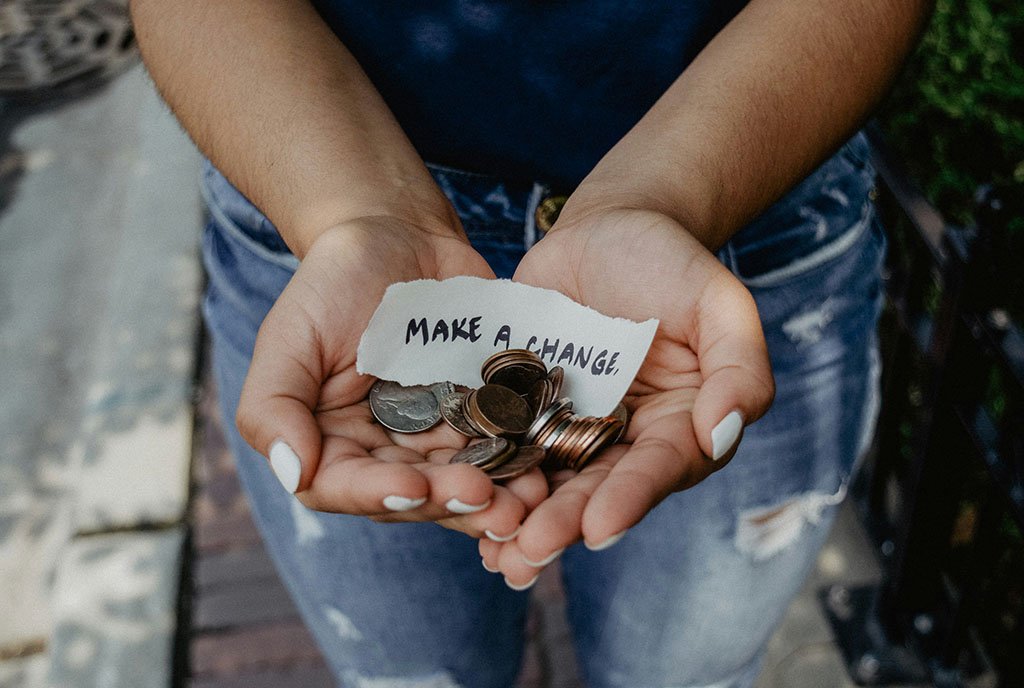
[691,275,775,462]
[236,292,325,494]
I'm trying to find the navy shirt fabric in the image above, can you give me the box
[312,1,749,189]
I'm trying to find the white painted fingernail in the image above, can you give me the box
[522,548,564,568]
[482,559,499,573]
[383,495,427,512]
[505,575,539,591]
[485,526,521,543]
[585,530,626,551]
[711,410,744,461]
[446,498,491,514]
[269,440,301,493]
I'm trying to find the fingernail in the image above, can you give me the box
[383,495,427,512]
[711,410,744,461]
[446,498,491,514]
[505,575,539,591]
[485,526,521,543]
[522,548,564,568]
[269,440,301,493]
[585,530,626,551]
[482,558,499,573]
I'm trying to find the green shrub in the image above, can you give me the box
[879,0,1023,314]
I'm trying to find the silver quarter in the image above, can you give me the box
[488,445,547,481]
[369,379,441,433]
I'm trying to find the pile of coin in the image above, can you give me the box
[368,349,627,481]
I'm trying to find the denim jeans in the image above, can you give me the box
[200,133,885,688]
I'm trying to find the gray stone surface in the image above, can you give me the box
[0,654,47,688]
[47,528,185,688]
[756,500,883,688]
[0,61,201,662]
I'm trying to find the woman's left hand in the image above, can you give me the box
[480,207,776,587]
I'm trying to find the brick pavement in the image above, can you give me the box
[186,359,581,688]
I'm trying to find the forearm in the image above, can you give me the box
[131,0,458,257]
[561,0,933,249]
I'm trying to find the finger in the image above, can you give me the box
[496,539,546,590]
[581,409,705,546]
[479,538,502,573]
[437,485,525,540]
[299,437,431,515]
[691,272,775,460]
[514,452,625,565]
[496,468,549,514]
[236,289,329,494]
[411,460,496,516]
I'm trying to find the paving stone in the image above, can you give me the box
[70,64,202,534]
[756,501,884,688]
[0,63,201,650]
[192,512,263,553]
[193,546,278,592]
[193,578,300,630]
[188,663,334,688]
[48,528,185,688]
[0,653,48,688]
[192,621,322,677]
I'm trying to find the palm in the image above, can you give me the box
[481,209,773,580]
[238,220,546,536]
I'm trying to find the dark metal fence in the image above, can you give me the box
[823,125,1024,687]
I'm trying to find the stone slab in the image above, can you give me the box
[189,664,334,688]
[0,654,48,688]
[191,621,322,677]
[193,579,300,631]
[756,501,883,688]
[48,528,185,688]
[0,62,201,650]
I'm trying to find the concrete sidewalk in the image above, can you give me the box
[0,65,202,687]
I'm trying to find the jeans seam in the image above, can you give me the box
[736,201,873,289]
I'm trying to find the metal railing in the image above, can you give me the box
[823,125,1024,687]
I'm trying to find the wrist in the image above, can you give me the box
[557,171,726,251]
[288,197,464,260]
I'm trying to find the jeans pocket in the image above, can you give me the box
[727,133,877,287]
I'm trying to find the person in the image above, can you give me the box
[131,1,932,686]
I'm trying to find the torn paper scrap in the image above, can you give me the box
[356,276,659,417]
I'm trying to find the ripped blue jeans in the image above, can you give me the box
[200,132,885,688]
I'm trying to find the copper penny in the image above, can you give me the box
[449,437,512,468]
[488,445,547,481]
[473,384,533,438]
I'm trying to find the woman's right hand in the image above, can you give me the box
[235,217,547,540]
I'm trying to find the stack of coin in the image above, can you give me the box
[368,349,628,481]
[481,350,547,395]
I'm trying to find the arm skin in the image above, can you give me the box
[130,0,550,537]
[558,0,934,248]
[129,0,459,257]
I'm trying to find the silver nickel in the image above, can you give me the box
[450,437,511,468]
[369,379,441,433]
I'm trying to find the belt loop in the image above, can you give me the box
[524,181,548,249]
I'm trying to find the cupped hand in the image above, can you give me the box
[483,208,775,586]
[236,217,547,539]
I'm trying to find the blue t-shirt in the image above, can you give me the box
[312,1,748,189]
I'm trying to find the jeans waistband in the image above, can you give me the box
[201,131,875,274]
[200,159,551,255]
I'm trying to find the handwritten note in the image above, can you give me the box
[356,277,658,416]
